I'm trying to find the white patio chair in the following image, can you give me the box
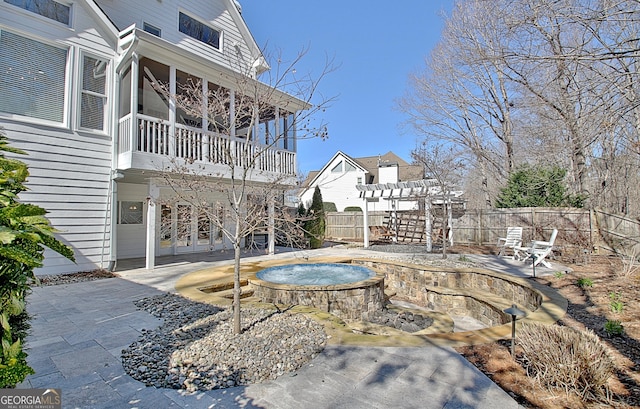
[497,227,523,258]
[515,228,558,268]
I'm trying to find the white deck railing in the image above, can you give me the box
[118,114,296,175]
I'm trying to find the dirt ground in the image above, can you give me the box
[450,246,640,408]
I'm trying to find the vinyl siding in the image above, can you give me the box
[7,122,113,275]
[94,0,254,74]
[0,1,116,56]
[300,155,368,212]
[1,1,116,275]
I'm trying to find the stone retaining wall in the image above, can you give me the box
[354,259,543,326]
[249,273,386,321]
[423,292,505,326]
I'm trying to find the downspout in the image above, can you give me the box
[101,30,139,271]
[101,62,121,272]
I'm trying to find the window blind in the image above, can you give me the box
[0,30,67,123]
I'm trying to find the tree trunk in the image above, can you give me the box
[233,223,242,334]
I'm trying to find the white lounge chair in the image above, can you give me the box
[497,227,523,258]
[515,228,558,268]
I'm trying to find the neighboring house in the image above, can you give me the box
[298,151,424,212]
[1,0,305,274]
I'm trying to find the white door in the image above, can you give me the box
[159,203,221,255]
[195,206,213,252]
[177,204,215,253]
[176,204,194,253]
[158,204,174,256]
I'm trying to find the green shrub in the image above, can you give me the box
[495,165,586,208]
[0,346,34,388]
[518,322,614,403]
[553,271,564,278]
[604,320,624,337]
[609,292,624,313]
[322,202,337,212]
[343,206,362,212]
[576,277,593,288]
[0,132,74,387]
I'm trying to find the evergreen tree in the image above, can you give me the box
[495,165,585,208]
[304,186,325,248]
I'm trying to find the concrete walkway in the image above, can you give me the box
[18,247,549,408]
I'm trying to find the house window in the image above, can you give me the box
[0,29,68,123]
[197,207,211,245]
[160,204,172,248]
[80,54,107,131]
[143,22,161,37]
[357,177,363,185]
[4,0,70,25]
[178,11,220,50]
[345,162,356,172]
[119,201,143,224]
[331,162,342,173]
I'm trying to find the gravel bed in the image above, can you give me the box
[121,294,327,392]
[37,269,117,286]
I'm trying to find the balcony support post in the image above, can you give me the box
[145,182,159,270]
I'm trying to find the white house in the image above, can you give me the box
[298,151,424,212]
[0,0,306,274]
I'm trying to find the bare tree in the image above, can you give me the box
[152,48,336,333]
[399,0,520,208]
[403,0,640,215]
[411,142,465,258]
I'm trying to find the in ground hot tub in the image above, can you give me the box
[249,263,385,320]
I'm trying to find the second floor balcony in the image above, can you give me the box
[117,113,297,184]
[115,52,301,185]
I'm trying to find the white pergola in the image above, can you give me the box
[356,179,464,251]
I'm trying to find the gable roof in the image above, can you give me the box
[227,0,270,73]
[352,151,422,184]
[301,150,423,189]
[83,0,120,41]
[300,151,366,189]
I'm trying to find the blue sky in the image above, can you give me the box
[241,1,453,176]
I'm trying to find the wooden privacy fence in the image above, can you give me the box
[325,211,387,240]
[324,208,640,257]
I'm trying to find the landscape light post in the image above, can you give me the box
[503,304,526,357]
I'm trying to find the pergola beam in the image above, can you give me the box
[357,179,463,249]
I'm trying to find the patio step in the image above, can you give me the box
[423,285,535,326]
[198,279,249,293]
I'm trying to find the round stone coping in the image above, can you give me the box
[174,256,568,348]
